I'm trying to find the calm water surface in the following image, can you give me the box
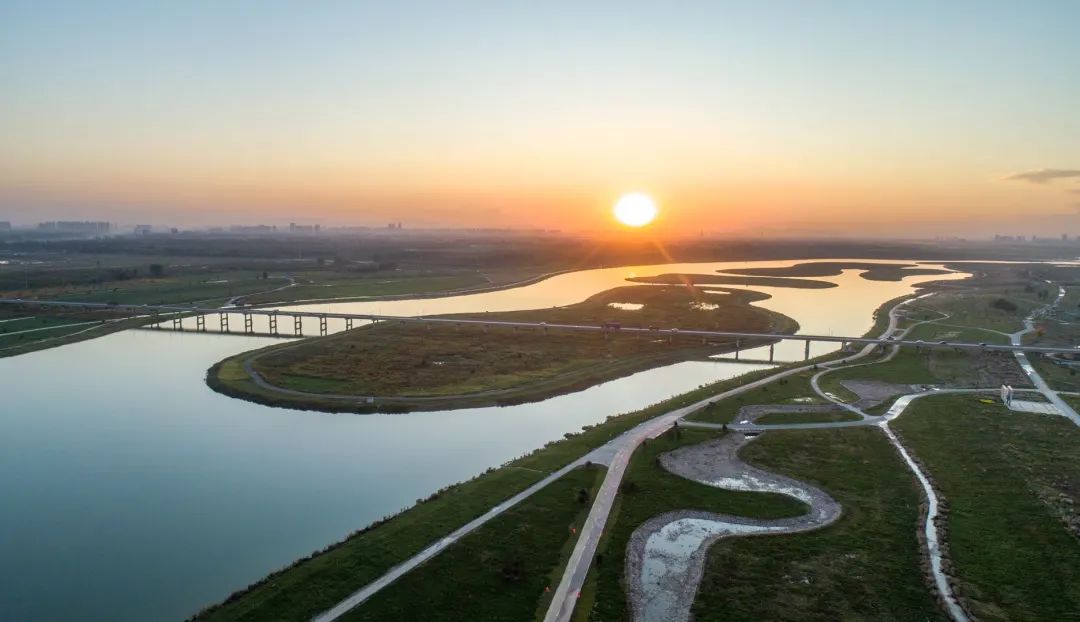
[0,259,965,620]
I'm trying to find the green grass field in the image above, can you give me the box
[818,350,935,400]
[342,466,604,622]
[895,395,1080,620]
[38,272,275,306]
[904,321,1011,345]
[686,370,823,423]
[753,409,862,425]
[692,427,943,621]
[909,290,1040,335]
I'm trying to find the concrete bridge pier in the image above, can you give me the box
[769,342,775,362]
[219,312,229,333]
[196,314,206,332]
[319,315,328,336]
[243,312,253,334]
[804,339,811,360]
[294,315,303,336]
[268,313,278,335]
[172,314,182,331]
[345,318,353,330]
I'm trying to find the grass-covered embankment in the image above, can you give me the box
[193,466,548,622]
[895,395,1080,620]
[342,466,604,622]
[578,427,809,621]
[691,427,944,620]
[0,314,153,358]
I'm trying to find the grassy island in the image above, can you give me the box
[208,285,798,412]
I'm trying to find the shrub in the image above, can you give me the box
[991,298,1018,312]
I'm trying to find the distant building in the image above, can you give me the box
[229,224,277,234]
[134,224,153,236]
[0,221,10,231]
[289,222,320,233]
[37,221,111,234]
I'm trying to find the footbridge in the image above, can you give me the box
[3,298,1078,359]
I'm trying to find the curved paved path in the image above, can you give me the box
[625,433,841,622]
[1010,283,1080,426]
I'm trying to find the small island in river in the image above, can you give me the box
[207,284,798,412]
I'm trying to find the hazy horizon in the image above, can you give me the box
[3,1,1079,237]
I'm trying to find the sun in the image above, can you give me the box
[613,193,658,227]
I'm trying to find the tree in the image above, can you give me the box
[148,263,164,277]
[576,488,590,504]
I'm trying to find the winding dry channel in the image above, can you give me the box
[626,433,841,622]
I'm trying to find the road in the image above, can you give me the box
[0,320,100,337]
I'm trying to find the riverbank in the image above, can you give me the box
[237,267,572,307]
[0,313,153,359]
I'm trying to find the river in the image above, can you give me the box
[0,259,965,621]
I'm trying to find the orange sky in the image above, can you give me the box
[2,3,1079,236]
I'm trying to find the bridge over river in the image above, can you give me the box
[4,298,1077,360]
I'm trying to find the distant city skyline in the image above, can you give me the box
[2,1,1079,237]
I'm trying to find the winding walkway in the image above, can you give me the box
[625,433,841,622]
[1010,284,1080,426]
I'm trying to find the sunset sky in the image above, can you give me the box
[2,1,1079,236]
